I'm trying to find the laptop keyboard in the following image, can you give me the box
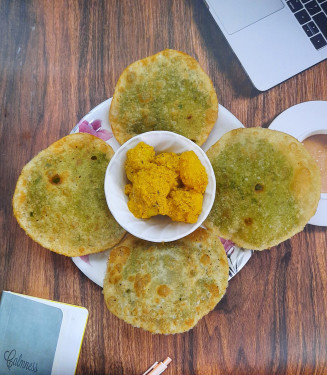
[287,0,327,49]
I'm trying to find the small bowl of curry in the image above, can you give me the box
[104,131,216,242]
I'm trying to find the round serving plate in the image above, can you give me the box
[70,98,253,287]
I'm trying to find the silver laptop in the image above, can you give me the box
[204,0,327,91]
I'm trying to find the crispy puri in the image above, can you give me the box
[103,227,229,334]
[205,128,321,250]
[109,49,218,145]
[13,133,126,256]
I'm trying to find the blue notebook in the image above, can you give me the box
[0,291,88,375]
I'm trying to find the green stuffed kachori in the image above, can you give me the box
[109,49,218,145]
[205,128,321,250]
[103,227,229,334]
[13,133,126,256]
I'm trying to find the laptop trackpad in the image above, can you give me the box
[211,0,284,34]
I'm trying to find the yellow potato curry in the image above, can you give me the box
[124,142,208,223]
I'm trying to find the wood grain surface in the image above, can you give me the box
[1,1,327,374]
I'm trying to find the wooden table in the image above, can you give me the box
[1,1,327,374]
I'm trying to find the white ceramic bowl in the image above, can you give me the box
[104,131,216,242]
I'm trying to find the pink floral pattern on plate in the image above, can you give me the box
[77,119,113,141]
[80,255,91,265]
[220,238,235,255]
[219,237,253,279]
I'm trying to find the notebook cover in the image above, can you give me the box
[0,292,63,375]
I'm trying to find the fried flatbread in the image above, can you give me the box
[205,128,321,250]
[109,49,218,145]
[103,227,229,334]
[13,133,126,256]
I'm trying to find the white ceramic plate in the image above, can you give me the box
[71,98,253,286]
[269,101,327,227]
